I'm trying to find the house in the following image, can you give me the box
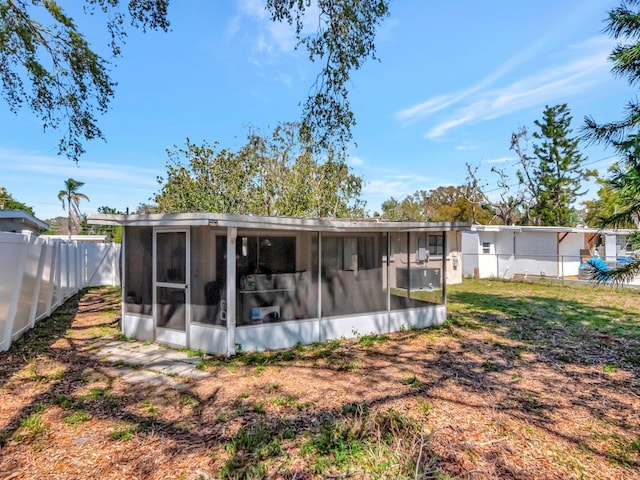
[87,213,468,354]
[462,224,637,279]
[0,210,49,235]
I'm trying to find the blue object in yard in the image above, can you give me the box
[584,256,610,281]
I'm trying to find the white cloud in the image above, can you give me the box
[424,37,612,139]
[363,172,442,199]
[395,93,465,125]
[394,34,615,139]
[230,0,302,58]
[456,144,479,151]
[0,148,161,187]
[394,29,552,126]
[364,179,411,198]
[349,155,365,166]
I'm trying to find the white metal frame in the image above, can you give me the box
[153,227,191,348]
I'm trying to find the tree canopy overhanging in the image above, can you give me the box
[0,0,388,160]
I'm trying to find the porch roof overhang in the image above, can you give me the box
[87,212,471,233]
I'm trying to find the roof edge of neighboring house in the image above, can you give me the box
[0,209,49,231]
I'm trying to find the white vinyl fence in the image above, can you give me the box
[0,232,121,352]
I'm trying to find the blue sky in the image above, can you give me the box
[1,0,635,220]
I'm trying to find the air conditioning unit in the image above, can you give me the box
[397,268,441,289]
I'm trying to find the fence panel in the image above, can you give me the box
[0,233,121,352]
[0,233,29,351]
[13,235,43,339]
[84,242,120,286]
[35,240,55,321]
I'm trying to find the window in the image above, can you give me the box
[428,235,443,256]
[482,242,491,254]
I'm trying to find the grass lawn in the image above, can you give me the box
[0,279,639,479]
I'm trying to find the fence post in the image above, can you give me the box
[28,238,47,329]
[44,239,58,317]
[54,240,63,307]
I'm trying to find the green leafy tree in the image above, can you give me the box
[1,0,170,160]
[422,185,490,223]
[154,123,364,218]
[1,0,387,160]
[584,1,640,283]
[43,216,67,235]
[268,0,389,149]
[134,203,159,214]
[379,185,493,223]
[582,172,638,228]
[57,178,89,239]
[0,186,35,215]
[86,205,123,242]
[379,194,426,221]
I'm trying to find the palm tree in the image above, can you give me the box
[57,178,90,240]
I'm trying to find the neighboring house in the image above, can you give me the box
[462,225,637,279]
[0,209,49,234]
[88,212,468,355]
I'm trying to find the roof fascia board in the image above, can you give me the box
[88,213,470,232]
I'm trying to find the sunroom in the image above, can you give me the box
[88,213,468,355]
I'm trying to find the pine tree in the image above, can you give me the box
[529,104,595,226]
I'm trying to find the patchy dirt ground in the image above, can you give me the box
[1,280,639,479]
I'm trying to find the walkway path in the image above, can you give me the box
[92,339,210,386]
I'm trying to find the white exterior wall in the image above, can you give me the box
[121,313,154,342]
[189,324,228,353]
[461,231,479,277]
[558,233,584,276]
[514,232,558,277]
[445,231,463,284]
[604,234,618,263]
[463,227,639,280]
[231,306,447,353]
[496,231,515,279]
[478,232,498,278]
[461,231,509,279]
